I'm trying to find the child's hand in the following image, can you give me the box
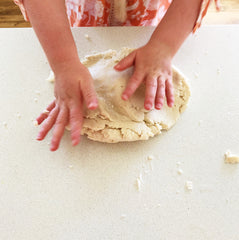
[36,60,98,151]
[114,42,174,110]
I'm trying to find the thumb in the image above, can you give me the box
[81,77,98,110]
[114,51,136,71]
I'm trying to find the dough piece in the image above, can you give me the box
[48,48,190,143]
[185,181,193,191]
[224,151,239,164]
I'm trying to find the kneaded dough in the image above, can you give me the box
[48,48,190,143]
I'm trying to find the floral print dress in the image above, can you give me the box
[14,0,220,32]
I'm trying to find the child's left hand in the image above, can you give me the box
[114,42,174,110]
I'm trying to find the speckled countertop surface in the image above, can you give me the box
[0,26,239,240]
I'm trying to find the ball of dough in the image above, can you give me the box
[48,48,190,143]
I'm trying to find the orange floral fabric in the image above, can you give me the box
[14,0,220,31]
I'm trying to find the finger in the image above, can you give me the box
[80,76,98,110]
[122,70,144,101]
[36,100,56,125]
[114,51,136,71]
[155,76,166,110]
[36,106,59,141]
[165,77,174,107]
[144,76,157,110]
[69,101,83,146]
[50,107,68,151]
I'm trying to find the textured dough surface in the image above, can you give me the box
[49,48,190,143]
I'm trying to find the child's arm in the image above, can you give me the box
[115,0,202,110]
[24,0,98,151]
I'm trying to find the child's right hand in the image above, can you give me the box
[35,60,98,151]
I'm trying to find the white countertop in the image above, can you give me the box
[0,26,239,240]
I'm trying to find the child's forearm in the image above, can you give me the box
[24,0,79,73]
[149,0,202,57]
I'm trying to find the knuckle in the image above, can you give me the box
[167,80,173,87]
[146,96,155,103]
[131,72,142,83]
[42,120,51,129]
[84,91,95,100]
[128,82,138,91]
[147,81,157,88]
[55,118,65,126]
[51,138,58,146]
[47,113,55,122]
[71,129,80,139]
[130,76,140,83]
[70,113,81,124]
[158,83,165,89]
[169,89,174,95]
[70,115,78,123]
[156,97,164,104]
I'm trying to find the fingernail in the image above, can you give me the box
[50,146,56,152]
[156,104,162,109]
[88,102,98,109]
[36,134,42,140]
[145,103,152,110]
[169,102,174,107]
[122,94,128,101]
[72,139,79,146]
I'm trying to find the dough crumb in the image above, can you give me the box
[68,165,73,169]
[176,190,180,194]
[33,120,38,126]
[35,90,41,95]
[217,68,221,75]
[157,203,161,207]
[176,161,182,166]
[177,168,183,175]
[224,151,239,164]
[16,113,21,119]
[3,122,7,128]
[185,181,193,191]
[34,98,38,103]
[147,155,154,161]
[135,178,142,192]
[194,72,199,78]
[139,173,143,182]
[120,214,126,219]
[84,34,90,39]
[46,71,55,83]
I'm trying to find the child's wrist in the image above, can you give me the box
[148,36,177,59]
[50,55,82,76]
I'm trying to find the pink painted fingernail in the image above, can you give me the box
[156,104,162,110]
[122,94,128,101]
[50,146,56,152]
[88,102,98,109]
[36,134,42,140]
[145,103,152,110]
[72,139,79,146]
[115,63,120,69]
[169,102,174,107]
